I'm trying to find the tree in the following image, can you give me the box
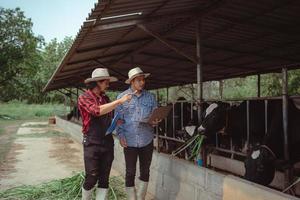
[0,7,42,101]
[29,37,73,103]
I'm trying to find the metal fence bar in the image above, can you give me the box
[265,100,268,135]
[181,102,184,130]
[158,135,185,143]
[246,100,250,148]
[215,147,246,157]
[172,103,175,138]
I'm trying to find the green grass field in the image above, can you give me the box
[0,101,68,120]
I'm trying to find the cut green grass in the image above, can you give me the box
[0,173,127,200]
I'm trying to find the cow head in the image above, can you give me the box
[198,102,230,136]
[244,145,276,185]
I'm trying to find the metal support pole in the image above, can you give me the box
[282,67,290,187]
[166,87,169,103]
[181,102,184,129]
[156,90,159,104]
[257,74,261,97]
[196,20,203,125]
[264,100,268,135]
[246,100,250,149]
[219,80,223,99]
[69,92,72,114]
[172,103,175,138]
[191,83,195,101]
[190,102,194,120]
[190,84,195,120]
[76,88,79,119]
[196,19,206,167]
[156,89,160,152]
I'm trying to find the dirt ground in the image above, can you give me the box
[0,121,84,190]
[0,120,154,200]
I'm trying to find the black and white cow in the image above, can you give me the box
[157,97,208,155]
[157,98,197,154]
[198,100,267,150]
[244,99,300,185]
[198,99,300,185]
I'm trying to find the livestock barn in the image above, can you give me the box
[44,0,300,199]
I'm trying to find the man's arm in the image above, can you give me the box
[78,93,134,117]
[100,91,137,116]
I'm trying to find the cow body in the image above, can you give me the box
[245,99,300,185]
[199,100,268,151]
[199,99,300,186]
[157,98,208,156]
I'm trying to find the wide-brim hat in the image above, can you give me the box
[84,68,118,84]
[125,67,150,84]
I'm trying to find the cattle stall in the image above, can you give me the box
[43,0,300,198]
[153,91,300,195]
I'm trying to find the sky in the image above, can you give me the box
[0,0,97,42]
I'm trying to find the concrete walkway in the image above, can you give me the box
[0,122,83,190]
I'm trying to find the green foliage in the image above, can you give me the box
[0,7,42,101]
[17,37,73,103]
[0,7,73,103]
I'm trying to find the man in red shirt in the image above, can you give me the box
[78,68,133,200]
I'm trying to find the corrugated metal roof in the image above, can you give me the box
[44,0,300,92]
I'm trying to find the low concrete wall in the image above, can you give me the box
[223,175,298,200]
[56,116,82,144]
[56,116,299,200]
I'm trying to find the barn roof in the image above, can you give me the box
[43,0,300,92]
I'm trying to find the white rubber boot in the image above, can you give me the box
[82,187,93,200]
[95,188,108,200]
[136,180,148,200]
[126,186,137,200]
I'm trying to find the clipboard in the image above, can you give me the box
[106,112,120,135]
[146,105,172,124]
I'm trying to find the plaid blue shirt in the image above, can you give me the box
[115,87,157,148]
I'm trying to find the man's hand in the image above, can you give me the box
[150,118,162,127]
[119,137,128,148]
[118,91,137,104]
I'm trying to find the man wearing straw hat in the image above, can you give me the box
[78,68,134,200]
[116,67,159,200]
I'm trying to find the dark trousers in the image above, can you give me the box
[124,141,154,187]
[83,141,114,190]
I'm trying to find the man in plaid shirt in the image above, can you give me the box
[78,68,134,200]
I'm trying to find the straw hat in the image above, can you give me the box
[84,68,118,84]
[125,67,150,84]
